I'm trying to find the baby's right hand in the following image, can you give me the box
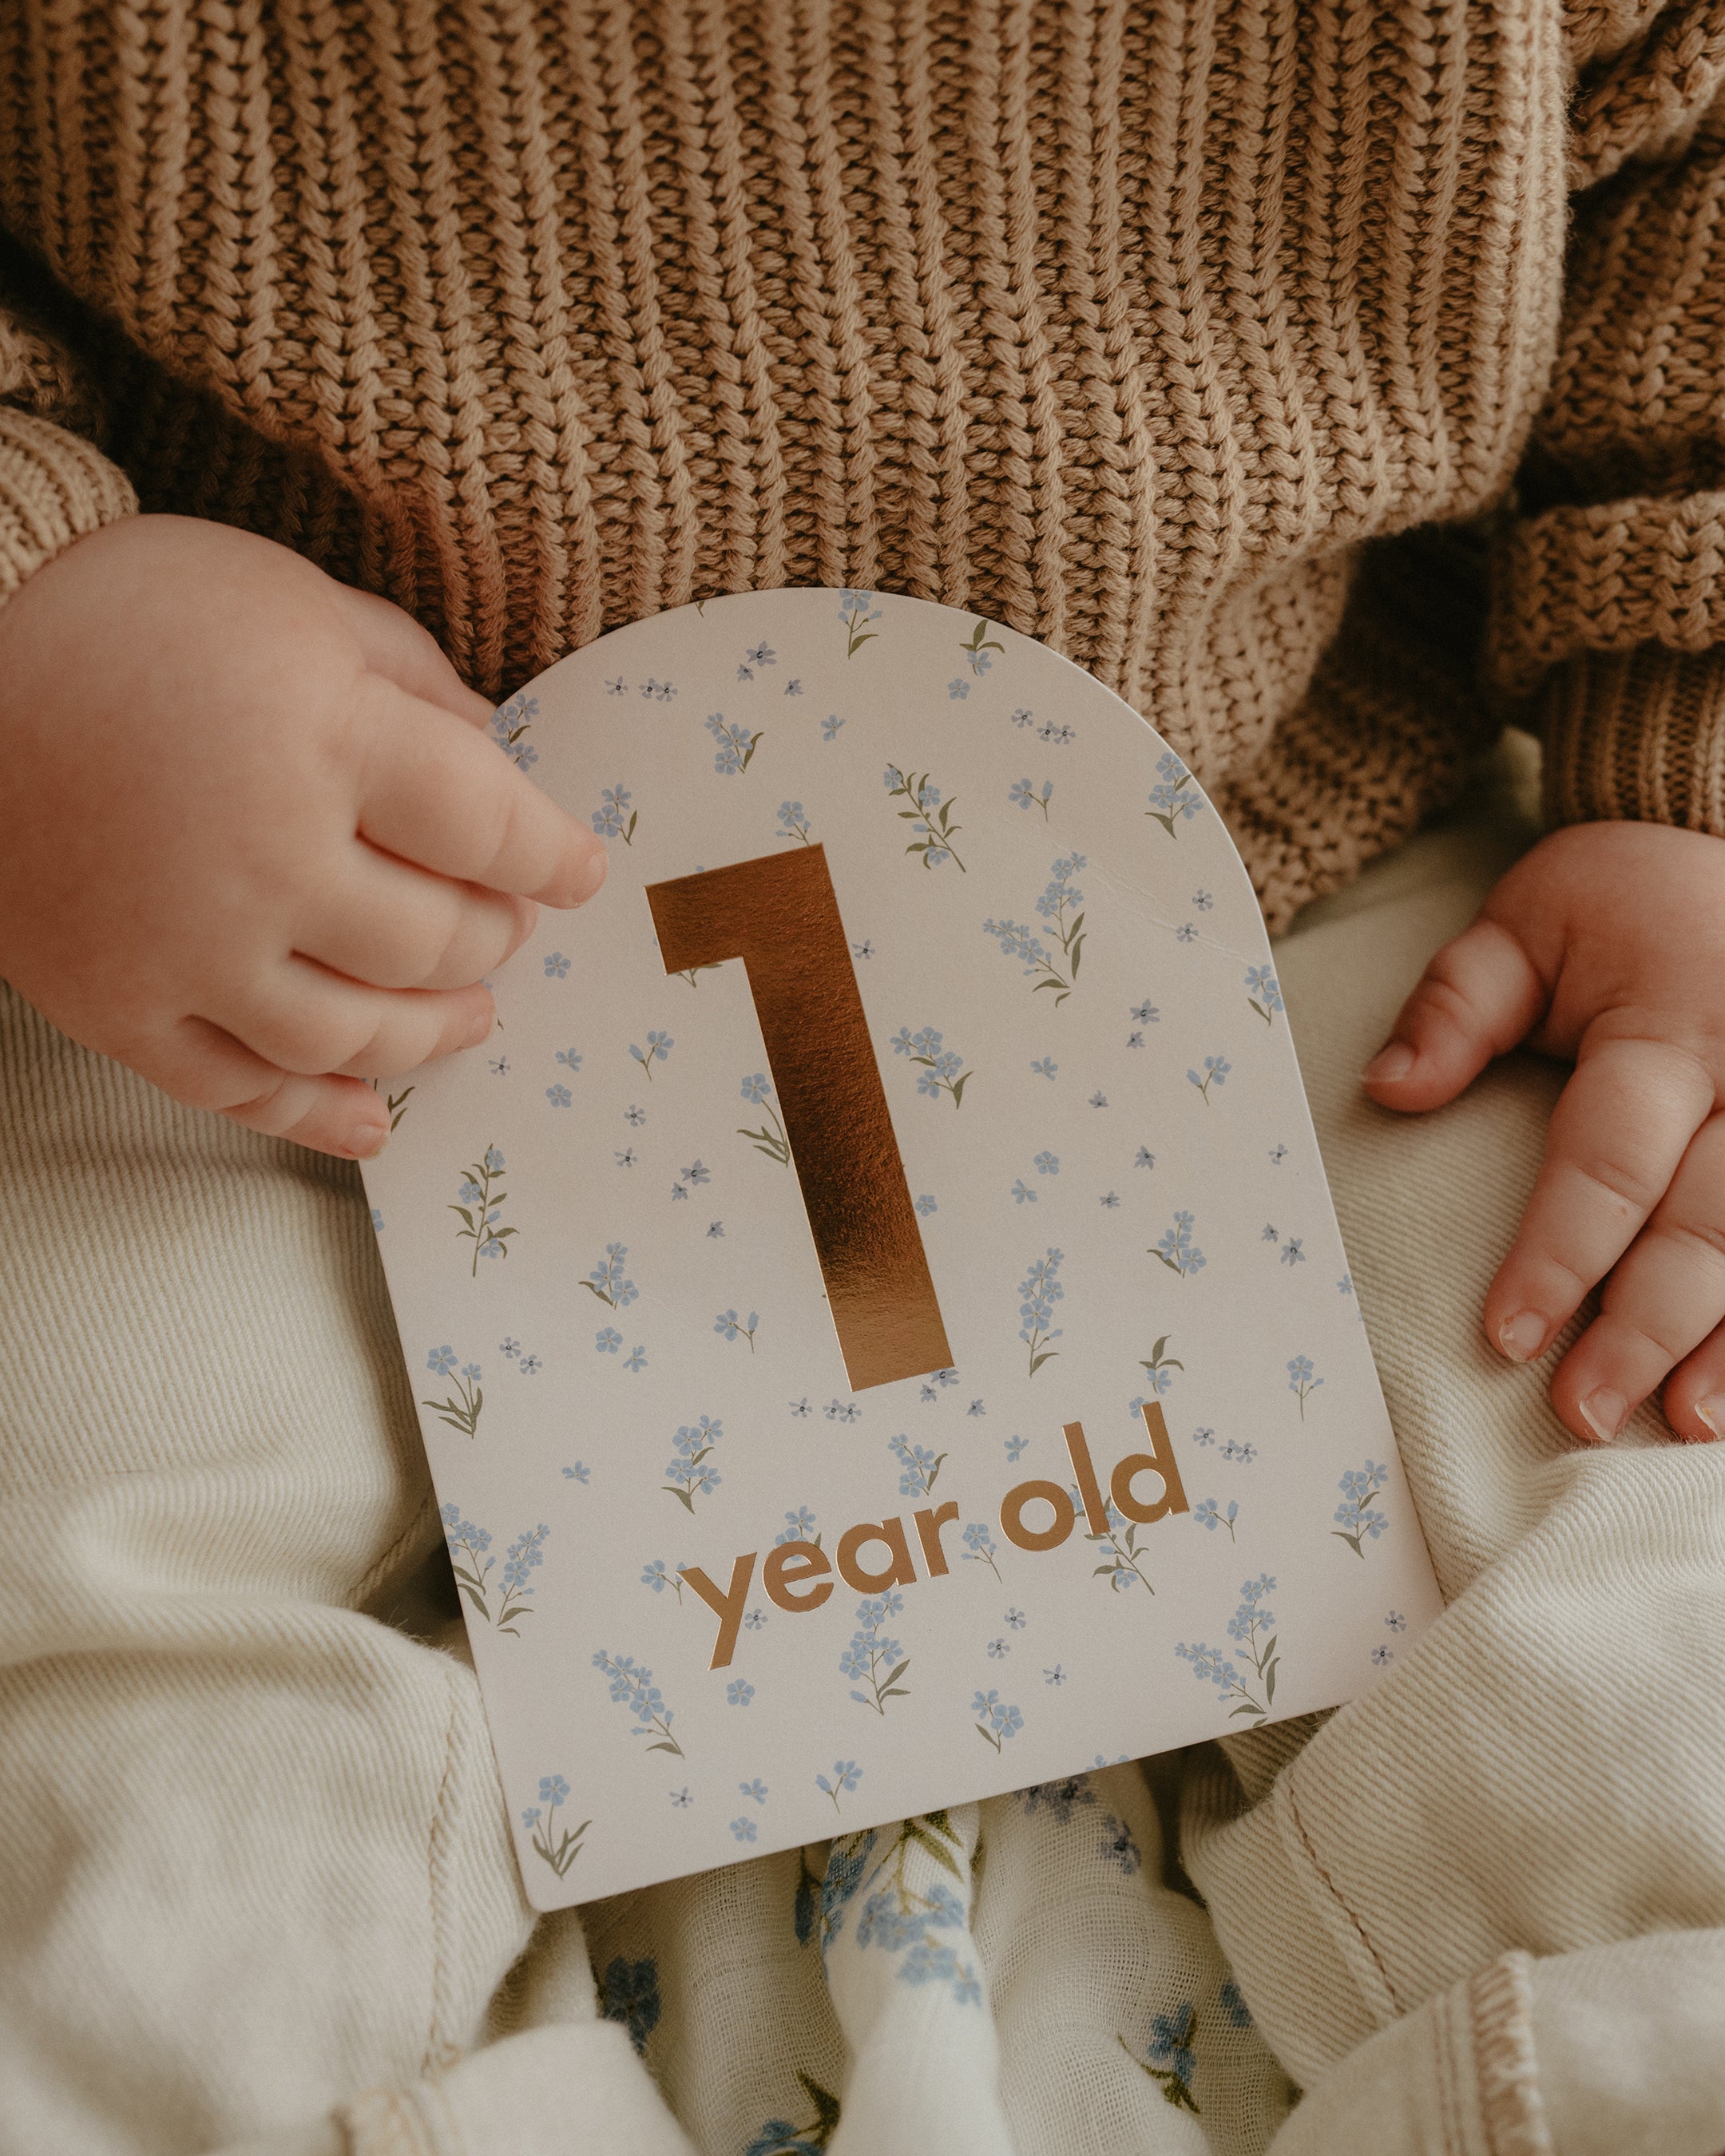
[0,515,605,1159]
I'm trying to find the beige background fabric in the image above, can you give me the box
[2,738,1724,2154]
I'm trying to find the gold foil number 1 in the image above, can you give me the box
[645,846,954,1391]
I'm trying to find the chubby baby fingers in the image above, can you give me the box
[1658,1324,1725,1444]
[1362,916,1547,1112]
[1546,1109,1725,1445]
[159,1017,394,1159]
[295,850,536,993]
[357,683,608,907]
[219,960,495,1081]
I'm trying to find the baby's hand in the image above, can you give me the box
[1364,820,1725,1445]
[0,516,605,1159]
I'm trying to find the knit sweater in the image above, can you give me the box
[2,0,1723,925]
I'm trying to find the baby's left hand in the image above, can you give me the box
[1364,819,1725,1446]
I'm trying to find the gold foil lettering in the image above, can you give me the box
[645,847,953,1389]
[680,1552,757,1669]
[1110,1401,1191,1524]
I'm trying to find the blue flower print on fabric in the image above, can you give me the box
[597,1956,661,2055]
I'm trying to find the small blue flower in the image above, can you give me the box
[740,1778,768,1804]
[624,1345,647,1371]
[822,712,846,739]
[727,1678,755,1706]
[1030,1057,1057,1080]
[1005,1607,1025,1629]
[1011,1179,1037,1204]
[730,1816,759,1842]
[539,1774,571,1806]
[1005,1435,1029,1462]
[371,1207,384,1233]
[1033,1151,1060,1175]
[1099,1815,1140,1874]
[546,1083,572,1107]
[740,1072,771,1104]
[596,1327,622,1353]
[915,1193,938,1216]
[947,679,970,700]
[562,1461,591,1483]
[556,1047,583,1072]
[544,952,570,979]
[1371,1644,1394,1667]
[426,1345,457,1377]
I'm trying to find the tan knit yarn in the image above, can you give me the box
[1,0,1722,922]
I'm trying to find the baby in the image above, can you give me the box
[2,510,1718,1454]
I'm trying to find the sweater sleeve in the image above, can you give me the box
[1487,0,1725,831]
[0,263,136,604]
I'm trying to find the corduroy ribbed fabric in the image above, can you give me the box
[6,0,1725,921]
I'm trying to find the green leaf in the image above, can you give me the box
[1264,1660,1278,1705]
[1029,1349,1059,1374]
[883,1661,911,1690]
[799,2074,843,2132]
[950,1072,969,1108]
[664,1485,696,1511]
[906,1825,964,1878]
[625,811,638,841]
[1092,1563,1115,1577]
[449,1206,475,1228]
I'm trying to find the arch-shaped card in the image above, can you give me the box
[362,589,1441,1908]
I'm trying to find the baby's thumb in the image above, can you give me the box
[1362,916,1547,1112]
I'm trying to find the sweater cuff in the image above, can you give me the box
[1538,642,1725,831]
[1490,489,1725,830]
[0,403,136,604]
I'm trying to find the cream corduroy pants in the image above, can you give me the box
[3,745,1723,2156]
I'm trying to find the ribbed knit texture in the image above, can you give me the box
[1,0,1723,918]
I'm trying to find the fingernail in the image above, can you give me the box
[1577,1388,1628,1444]
[1497,1310,1547,1362]
[1693,1397,1725,1443]
[571,846,609,903]
[464,1008,494,1048]
[342,1123,389,1161]
[1362,1043,1414,1084]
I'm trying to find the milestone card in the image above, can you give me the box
[360,587,1443,1909]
